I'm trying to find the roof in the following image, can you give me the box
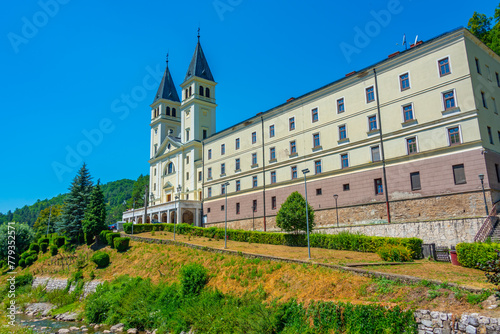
[153,64,180,103]
[184,41,214,82]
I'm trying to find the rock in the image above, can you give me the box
[103,331,111,334]
[466,325,477,334]
[58,330,70,334]
[24,303,55,317]
[469,316,479,327]
[69,326,79,331]
[110,323,125,332]
[482,295,499,309]
[127,329,138,334]
[94,324,101,330]
[82,329,88,333]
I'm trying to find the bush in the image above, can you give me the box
[15,273,33,287]
[91,252,110,268]
[106,233,121,248]
[29,243,40,253]
[39,237,50,245]
[114,237,130,252]
[377,245,413,262]
[50,245,58,256]
[24,255,37,266]
[180,263,208,296]
[54,236,66,248]
[18,259,26,268]
[456,242,500,269]
[276,191,315,234]
[40,242,49,253]
[99,230,112,242]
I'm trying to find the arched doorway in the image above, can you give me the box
[153,214,158,223]
[146,217,151,224]
[137,217,143,224]
[182,210,194,225]
[170,211,177,224]
[161,213,168,223]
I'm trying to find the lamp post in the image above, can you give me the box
[223,182,230,249]
[174,185,182,240]
[479,174,489,216]
[333,194,339,228]
[302,168,311,260]
[150,193,155,223]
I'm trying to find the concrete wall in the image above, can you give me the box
[32,277,101,297]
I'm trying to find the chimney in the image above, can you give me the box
[345,71,356,77]
[287,97,295,102]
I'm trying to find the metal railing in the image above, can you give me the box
[474,202,499,242]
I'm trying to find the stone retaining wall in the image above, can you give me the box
[32,277,102,297]
[414,310,500,333]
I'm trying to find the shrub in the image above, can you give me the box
[24,255,37,266]
[99,230,112,243]
[180,263,209,296]
[54,236,66,248]
[114,237,130,252]
[276,191,315,234]
[106,233,121,248]
[15,273,33,287]
[40,242,49,253]
[377,245,413,262]
[18,259,26,268]
[456,242,499,269]
[39,237,50,245]
[29,243,40,253]
[91,252,110,268]
[50,245,58,256]
[478,249,500,291]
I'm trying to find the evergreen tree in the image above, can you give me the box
[276,191,315,234]
[58,163,93,243]
[83,180,107,244]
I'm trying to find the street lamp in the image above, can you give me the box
[223,182,230,249]
[174,185,182,241]
[150,193,155,223]
[479,174,489,216]
[302,168,311,260]
[333,194,339,228]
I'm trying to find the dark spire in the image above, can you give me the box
[153,55,180,103]
[184,37,214,82]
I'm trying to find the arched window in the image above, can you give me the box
[172,108,176,117]
[199,86,204,96]
[166,106,170,116]
[205,87,210,98]
[189,86,192,97]
[167,162,175,174]
[185,89,188,99]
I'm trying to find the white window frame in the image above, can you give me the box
[269,124,275,138]
[441,88,458,112]
[445,125,463,146]
[365,85,375,104]
[370,145,381,162]
[338,123,348,141]
[401,102,415,123]
[340,152,349,169]
[311,106,320,123]
[367,114,378,131]
[405,135,419,155]
[436,55,452,78]
[288,116,296,131]
[336,97,346,114]
[398,71,411,92]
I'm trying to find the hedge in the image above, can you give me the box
[114,237,130,252]
[124,223,423,259]
[50,245,58,256]
[91,251,110,268]
[39,237,50,245]
[54,236,66,248]
[99,230,112,243]
[40,242,49,253]
[29,243,40,253]
[456,242,500,269]
[106,233,121,248]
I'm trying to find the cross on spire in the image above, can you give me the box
[197,27,200,41]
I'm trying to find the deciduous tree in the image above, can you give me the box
[276,191,315,234]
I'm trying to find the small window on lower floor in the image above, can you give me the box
[236,203,240,214]
[316,188,322,195]
[271,196,277,210]
[496,163,500,183]
[221,205,225,211]
[453,164,466,185]
[374,178,383,195]
[207,208,211,213]
[343,184,350,191]
[253,200,257,212]
[410,172,421,191]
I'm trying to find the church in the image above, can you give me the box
[123,27,500,232]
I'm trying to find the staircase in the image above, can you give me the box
[490,217,500,242]
[474,202,499,243]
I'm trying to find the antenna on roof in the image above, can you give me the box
[414,35,419,46]
[166,51,169,65]
[197,26,200,41]
[402,34,407,50]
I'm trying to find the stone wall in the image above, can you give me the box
[32,277,102,297]
[414,310,500,333]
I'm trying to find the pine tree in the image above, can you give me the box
[83,180,107,244]
[58,163,93,243]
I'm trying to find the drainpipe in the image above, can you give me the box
[201,140,205,227]
[261,116,267,231]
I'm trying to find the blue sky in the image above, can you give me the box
[0,0,497,214]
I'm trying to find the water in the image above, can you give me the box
[15,314,105,334]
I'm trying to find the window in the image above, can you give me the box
[337,98,345,113]
[252,176,258,188]
[339,125,347,140]
[252,200,257,212]
[203,129,208,139]
[486,65,492,81]
[316,188,322,195]
[438,57,450,76]
[154,183,156,191]
[186,156,190,164]
[172,108,176,117]
[221,183,226,195]
[221,163,225,175]
[290,141,297,154]
[236,180,241,191]
[312,108,319,122]
[270,147,276,160]
[403,104,414,122]
[341,153,349,169]
[482,91,488,109]
[291,166,297,179]
[252,153,257,165]
[493,98,498,114]
[199,86,204,96]
[208,149,212,160]
[371,146,380,162]
[443,90,455,110]
[400,73,410,91]
[189,86,192,97]
[271,171,276,184]
[236,203,240,214]
[271,196,277,210]
[315,160,322,174]
[198,171,202,181]
[221,205,224,211]
[221,144,225,155]
[453,164,466,185]
[406,137,417,154]
[205,87,210,98]
[235,158,240,171]
[207,167,212,178]
[186,172,189,180]
[368,115,377,131]
[166,106,170,116]
[488,126,494,144]
[289,117,295,131]
[475,58,481,74]
[207,207,211,213]
[497,72,500,87]
[235,138,240,150]
[313,133,320,148]
[167,162,175,174]
[154,168,156,176]
[498,131,500,143]
[374,178,383,195]
[410,172,421,191]
[252,131,257,144]
[366,86,375,103]
[269,125,275,137]
[207,187,212,198]
[448,127,461,145]
[343,183,350,191]
[496,164,500,183]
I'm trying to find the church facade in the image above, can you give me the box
[123,28,500,231]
